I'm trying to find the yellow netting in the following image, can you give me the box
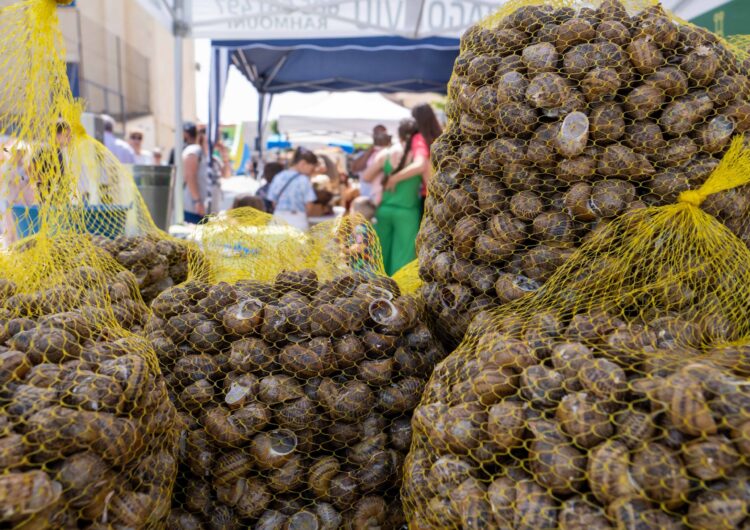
[393,260,423,296]
[419,0,750,345]
[404,121,750,530]
[143,214,445,528]
[0,1,180,527]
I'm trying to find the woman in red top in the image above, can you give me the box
[384,103,443,205]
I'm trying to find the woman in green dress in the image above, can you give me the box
[363,118,424,275]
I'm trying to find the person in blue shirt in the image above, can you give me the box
[267,148,319,231]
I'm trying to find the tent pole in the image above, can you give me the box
[172,0,185,226]
[257,92,265,168]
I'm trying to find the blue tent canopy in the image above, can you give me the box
[208,36,459,153]
[214,36,459,94]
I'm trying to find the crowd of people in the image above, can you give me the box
[0,103,443,273]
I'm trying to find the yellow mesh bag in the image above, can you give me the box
[393,260,424,296]
[419,0,750,345]
[403,139,750,528]
[0,0,202,304]
[142,213,445,528]
[0,1,180,527]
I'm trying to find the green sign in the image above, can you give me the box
[691,0,750,38]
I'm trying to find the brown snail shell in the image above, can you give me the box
[268,454,305,493]
[681,45,720,86]
[521,365,565,408]
[510,191,544,221]
[558,496,611,530]
[588,440,639,505]
[624,82,666,120]
[697,114,736,154]
[319,378,374,421]
[251,429,298,470]
[355,449,393,492]
[333,334,365,369]
[179,379,215,411]
[173,354,219,385]
[526,72,571,109]
[532,211,574,246]
[276,396,318,431]
[668,376,717,436]
[309,456,341,500]
[647,66,689,98]
[578,357,627,404]
[361,330,399,356]
[523,42,559,75]
[631,443,689,508]
[224,373,259,409]
[687,488,748,529]
[377,376,423,413]
[528,419,586,495]
[615,407,658,449]
[274,269,318,296]
[683,435,740,481]
[495,273,540,304]
[527,122,561,168]
[389,417,413,452]
[582,67,621,103]
[589,102,625,143]
[626,120,665,155]
[598,144,654,179]
[661,92,714,136]
[203,407,244,446]
[597,18,630,46]
[628,37,665,75]
[515,478,558,529]
[213,450,254,487]
[222,298,264,335]
[556,17,596,51]
[496,70,529,104]
[328,473,359,510]
[279,338,336,378]
[368,296,417,334]
[310,303,350,337]
[590,179,635,218]
[556,392,613,448]
[496,101,538,137]
[487,400,526,451]
[56,452,115,518]
[106,489,154,528]
[489,211,527,245]
[258,374,304,404]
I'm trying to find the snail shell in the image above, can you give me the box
[361,331,399,356]
[614,407,657,449]
[309,456,341,500]
[429,455,475,497]
[377,376,423,413]
[203,407,244,446]
[355,449,393,492]
[268,454,305,493]
[697,115,736,154]
[627,37,665,75]
[368,296,418,334]
[588,440,639,505]
[351,496,387,530]
[310,303,350,338]
[681,45,720,86]
[687,489,748,529]
[514,478,558,530]
[222,298,263,335]
[223,373,259,409]
[683,435,740,481]
[495,273,540,305]
[556,392,613,448]
[523,42,559,75]
[487,400,526,451]
[598,145,654,179]
[258,374,305,404]
[607,498,669,530]
[56,452,115,518]
[179,379,215,411]
[527,72,572,109]
[279,338,336,378]
[348,433,388,465]
[107,489,154,528]
[589,102,625,143]
[333,334,365,369]
[328,473,359,510]
[167,509,204,530]
[647,66,689,98]
[668,376,717,436]
[510,191,544,221]
[631,443,689,508]
[558,496,612,530]
[528,419,586,495]
[661,91,714,136]
[213,450,254,486]
[251,429,298,470]
[521,365,565,408]
[173,354,220,385]
[319,378,374,421]
[389,418,413,452]
[275,396,318,431]
[578,357,627,404]
[556,17,596,52]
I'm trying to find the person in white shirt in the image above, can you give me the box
[127,128,154,165]
[102,115,136,164]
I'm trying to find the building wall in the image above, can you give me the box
[0,0,197,154]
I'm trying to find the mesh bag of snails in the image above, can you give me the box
[0,234,180,528]
[418,0,750,346]
[401,138,750,529]
[142,212,446,529]
[0,0,204,306]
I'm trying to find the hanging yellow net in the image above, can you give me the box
[0,1,180,527]
[417,0,750,345]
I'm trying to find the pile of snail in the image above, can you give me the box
[403,307,750,529]
[93,235,198,304]
[418,0,750,343]
[0,271,178,529]
[145,269,445,529]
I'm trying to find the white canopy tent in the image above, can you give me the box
[277,91,411,138]
[137,0,735,224]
